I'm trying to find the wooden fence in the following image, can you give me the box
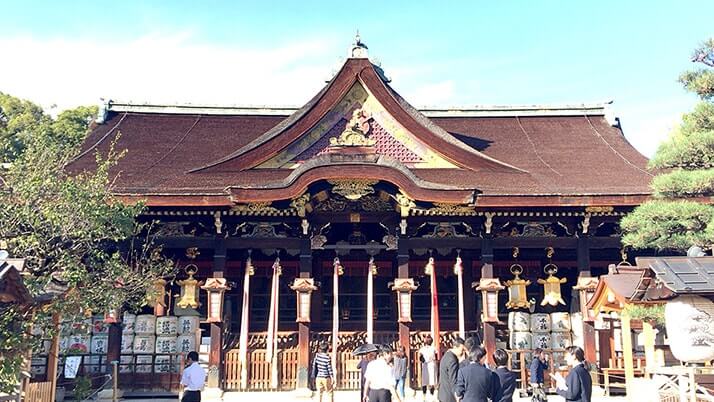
[25,381,52,402]
[224,349,298,391]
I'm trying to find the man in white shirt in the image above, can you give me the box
[363,345,402,402]
[181,351,206,402]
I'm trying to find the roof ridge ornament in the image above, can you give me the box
[350,31,368,59]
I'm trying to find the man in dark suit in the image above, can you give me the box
[438,337,467,402]
[492,349,517,402]
[454,346,500,402]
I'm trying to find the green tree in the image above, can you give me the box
[0,93,95,163]
[622,39,714,250]
[0,101,174,392]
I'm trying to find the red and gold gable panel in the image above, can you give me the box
[257,82,457,169]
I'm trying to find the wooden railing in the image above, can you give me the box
[25,381,52,402]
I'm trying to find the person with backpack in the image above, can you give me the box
[312,342,334,402]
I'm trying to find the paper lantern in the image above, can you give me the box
[537,263,566,306]
[474,278,504,322]
[202,277,231,323]
[391,278,419,323]
[505,264,532,309]
[290,278,318,323]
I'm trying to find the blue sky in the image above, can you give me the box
[0,0,712,156]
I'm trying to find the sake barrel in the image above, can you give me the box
[533,333,551,350]
[551,332,572,349]
[30,357,46,375]
[530,313,551,332]
[122,313,136,334]
[66,335,91,354]
[155,336,178,354]
[119,355,134,374]
[35,339,52,355]
[135,315,156,335]
[59,336,71,354]
[90,335,109,354]
[550,312,571,332]
[135,355,153,373]
[665,295,714,363]
[87,355,106,373]
[177,316,200,335]
[92,316,109,334]
[68,318,93,335]
[121,334,134,354]
[156,316,178,336]
[177,334,197,353]
[133,335,156,354]
[509,331,532,350]
[508,312,530,332]
[154,355,178,373]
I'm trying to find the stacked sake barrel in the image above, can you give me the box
[119,313,137,373]
[508,312,532,350]
[133,314,156,373]
[550,312,573,367]
[531,313,552,351]
[89,316,109,373]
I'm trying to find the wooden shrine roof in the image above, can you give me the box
[637,257,714,294]
[67,55,653,208]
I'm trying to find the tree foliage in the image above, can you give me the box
[0,95,175,392]
[623,39,714,250]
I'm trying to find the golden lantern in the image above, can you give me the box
[505,264,532,309]
[177,265,201,309]
[202,277,231,323]
[290,278,318,323]
[537,263,567,306]
[474,278,504,322]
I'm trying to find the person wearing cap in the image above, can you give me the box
[363,345,402,402]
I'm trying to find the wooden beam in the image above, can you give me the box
[481,238,495,366]
[47,314,60,402]
[621,313,635,399]
[296,238,312,391]
[643,321,656,375]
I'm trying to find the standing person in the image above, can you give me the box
[419,335,437,401]
[454,346,499,402]
[180,351,206,402]
[459,337,477,369]
[552,346,592,402]
[529,348,549,401]
[363,345,402,402]
[359,351,377,401]
[438,337,467,402]
[392,346,408,400]
[312,342,334,402]
[492,349,517,402]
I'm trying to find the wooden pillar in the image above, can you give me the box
[207,238,226,389]
[296,238,312,391]
[106,322,122,373]
[620,313,635,399]
[642,321,656,374]
[47,314,60,402]
[481,237,496,366]
[397,238,411,355]
[577,236,597,364]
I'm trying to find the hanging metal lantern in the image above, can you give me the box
[176,265,201,309]
[505,264,532,309]
[537,263,567,306]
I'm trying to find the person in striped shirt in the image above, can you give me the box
[312,342,334,402]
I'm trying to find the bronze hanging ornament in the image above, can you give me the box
[505,264,532,309]
[176,265,202,309]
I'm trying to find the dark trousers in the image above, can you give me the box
[368,389,391,402]
[181,390,201,402]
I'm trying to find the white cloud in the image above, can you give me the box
[0,33,341,112]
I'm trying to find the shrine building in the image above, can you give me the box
[63,37,653,393]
